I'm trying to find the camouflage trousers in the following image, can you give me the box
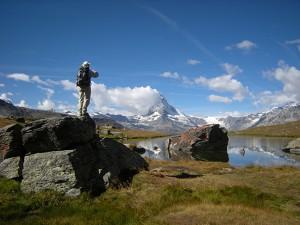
[78,86,91,116]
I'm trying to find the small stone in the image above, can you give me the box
[65,188,81,197]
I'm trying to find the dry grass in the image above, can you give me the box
[123,129,168,139]
[1,160,300,225]
[153,204,300,225]
[231,120,300,137]
[0,118,17,128]
[99,128,169,140]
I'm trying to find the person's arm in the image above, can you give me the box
[89,70,99,78]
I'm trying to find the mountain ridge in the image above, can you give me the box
[1,98,300,133]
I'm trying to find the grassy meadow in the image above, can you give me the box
[0,117,18,128]
[97,128,169,140]
[1,159,300,225]
[230,120,300,138]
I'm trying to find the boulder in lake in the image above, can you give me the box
[168,124,229,162]
[282,138,300,155]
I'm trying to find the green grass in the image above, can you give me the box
[98,128,169,140]
[1,160,300,225]
[230,120,300,138]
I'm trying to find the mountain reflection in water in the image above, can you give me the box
[127,136,300,167]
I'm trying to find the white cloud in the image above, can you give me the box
[208,95,232,103]
[160,71,193,84]
[38,86,54,99]
[31,75,50,86]
[7,73,31,82]
[60,80,77,91]
[7,73,52,86]
[194,63,248,101]
[286,38,300,52]
[285,39,300,45]
[256,61,300,106]
[160,63,248,102]
[56,103,76,112]
[36,86,55,111]
[0,92,13,102]
[220,111,248,117]
[16,100,29,107]
[187,59,201,65]
[222,63,242,75]
[37,99,55,111]
[0,83,4,87]
[226,40,257,51]
[91,83,161,115]
[72,92,79,99]
[160,71,180,79]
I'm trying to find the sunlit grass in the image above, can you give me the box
[1,160,300,225]
[230,120,300,138]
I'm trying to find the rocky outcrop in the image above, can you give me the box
[0,116,148,196]
[22,116,96,154]
[168,124,229,162]
[282,138,300,155]
[0,123,24,160]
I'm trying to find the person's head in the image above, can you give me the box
[82,61,90,68]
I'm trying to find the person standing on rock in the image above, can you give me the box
[76,61,99,117]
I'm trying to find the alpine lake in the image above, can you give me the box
[125,135,300,167]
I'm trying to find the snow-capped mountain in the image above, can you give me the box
[2,97,300,134]
[95,96,207,133]
[204,102,300,131]
[98,99,300,133]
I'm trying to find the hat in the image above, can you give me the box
[82,61,90,67]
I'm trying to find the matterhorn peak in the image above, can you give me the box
[145,95,179,116]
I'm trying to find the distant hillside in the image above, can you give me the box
[0,99,65,119]
[231,120,300,138]
[0,99,124,128]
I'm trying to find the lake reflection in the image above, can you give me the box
[128,136,300,167]
[228,136,300,167]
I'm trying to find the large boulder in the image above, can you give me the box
[22,116,96,154]
[0,123,24,160]
[18,138,147,196]
[0,116,148,196]
[282,138,300,155]
[168,124,229,162]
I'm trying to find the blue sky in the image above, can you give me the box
[1,0,300,116]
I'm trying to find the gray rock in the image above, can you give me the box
[21,150,79,194]
[0,157,23,180]
[0,115,148,196]
[0,123,24,160]
[168,124,229,162]
[282,138,300,155]
[286,138,300,149]
[18,138,147,196]
[22,116,96,154]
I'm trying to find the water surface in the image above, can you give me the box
[127,136,300,167]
